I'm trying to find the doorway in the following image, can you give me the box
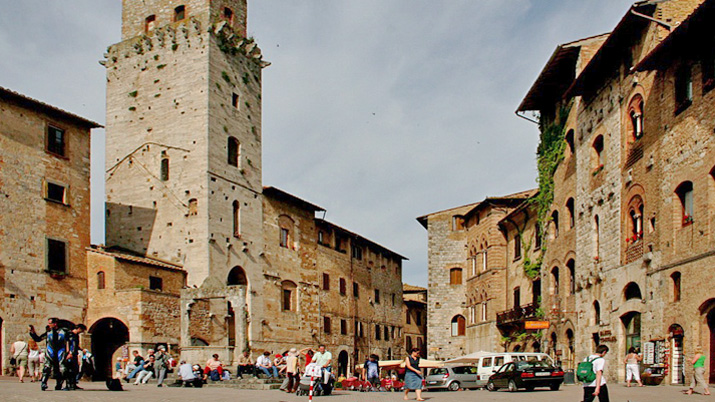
[622,312,642,353]
[90,318,129,381]
[708,309,715,384]
[669,324,684,384]
[338,350,349,377]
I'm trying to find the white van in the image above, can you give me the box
[474,353,554,387]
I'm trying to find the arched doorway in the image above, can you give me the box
[227,266,247,286]
[90,318,129,381]
[708,309,715,384]
[621,312,642,353]
[337,350,349,377]
[669,324,685,384]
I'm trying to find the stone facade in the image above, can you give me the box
[403,284,427,357]
[0,87,100,374]
[92,0,406,379]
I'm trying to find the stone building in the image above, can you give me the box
[89,0,406,378]
[403,284,427,357]
[514,0,711,384]
[418,190,534,359]
[0,87,100,374]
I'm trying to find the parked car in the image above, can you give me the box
[486,359,564,392]
[425,365,480,391]
[469,352,554,388]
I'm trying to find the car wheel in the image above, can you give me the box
[550,382,560,391]
[486,381,497,392]
[448,381,460,391]
[508,380,518,392]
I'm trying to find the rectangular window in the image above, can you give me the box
[323,316,331,334]
[535,223,542,250]
[174,5,186,21]
[481,302,488,321]
[416,311,422,326]
[47,126,66,157]
[514,234,522,260]
[283,289,292,311]
[340,319,347,335]
[47,238,67,273]
[675,66,693,113]
[353,282,359,298]
[145,15,156,33]
[232,93,239,109]
[322,273,330,291]
[406,309,411,324]
[45,181,67,204]
[374,289,380,304]
[149,276,163,291]
[318,231,324,245]
[351,245,363,260]
[280,228,289,248]
[375,324,381,340]
[384,326,389,340]
[452,215,465,231]
[391,293,396,306]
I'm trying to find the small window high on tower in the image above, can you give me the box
[174,5,186,22]
[223,7,234,23]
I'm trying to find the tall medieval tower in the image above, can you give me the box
[104,0,268,355]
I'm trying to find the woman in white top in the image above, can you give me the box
[27,339,41,382]
[10,335,29,382]
[623,347,643,387]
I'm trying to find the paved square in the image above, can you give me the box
[0,378,702,402]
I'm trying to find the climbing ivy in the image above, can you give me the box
[522,104,571,279]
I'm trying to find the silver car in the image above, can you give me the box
[425,365,480,391]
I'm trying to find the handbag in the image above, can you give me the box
[11,343,27,366]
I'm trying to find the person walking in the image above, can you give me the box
[29,318,70,391]
[284,348,300,393]
[686,347,710,395]
[624,347,643,387]
[10,334,29,382]
[363,354,380,388]
[583,345,609,402]
[27,340,41,382]
[312,344,333,386]
[64,324,86,390]
[403,348,424,401]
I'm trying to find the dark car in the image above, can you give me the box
[486,360,564,392]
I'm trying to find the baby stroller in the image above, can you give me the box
[296,371,335,396]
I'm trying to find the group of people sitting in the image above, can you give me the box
[118,347,173,386]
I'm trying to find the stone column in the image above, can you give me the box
[180,294,193,348]
[230,286,247,362]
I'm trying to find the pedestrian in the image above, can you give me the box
[114,357,124,379]
[686,346,710,395]
[312,344,332,385]
[154,346,169,387]
[284,348,301,393]
[583,344,609,402]
[624,347,643,387]
[236,350,257,378]
[27,340,41,383]
[29,318,70,391]
[403,348,424,401]
[256,351,279,378]
[134,355,155,385]
[79,349,94,381]
[64,323,86,390]
[10,334,29,383]
[363,354,380,388]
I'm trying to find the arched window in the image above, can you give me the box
[223,7,234,23]
[675,181,694,226]
[174,5,186,21]
[624,282,642,301]
[593,301,601,326]
[232,200,240,237]
[160,157,169,181]
[671,272,681,302]
[480,242,488,272]
[278,215,294,249]
[281,280,297,312]
[627,196,644,243]
[550,332,558,353]
[451,315,466,337]
[449,268,463,285]
[469,246,477,276]
[566,198,575,229]
[97,271,105,290]
[565,129,575,156]
[551,266,560,295]
[227,266,247,286]
[594,215,600,259]
[592,135,604,172]
[188,198,198,216]
[550,211,559,239]
[145,15,156,33]
[228,137,240,167]
[513,286,521,308]
[628,95,644,141]
[566,259,575,295]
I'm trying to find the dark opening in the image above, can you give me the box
[46,182,66,204]
[90,318,129,381]
[160,158,169,181]
[228,137,239,166]
[322,273,330,291]
[227,266,247,286]
[47,126,65,156]
[97,271,105,290]
[149,276,163,291]
[323,316,331,334]
[174,5,186,21]
[47,239,67,273]
[624,282,642,301]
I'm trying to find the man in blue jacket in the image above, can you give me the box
[29,318,69,391]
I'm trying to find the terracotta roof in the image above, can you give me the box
[403,283,427,292]
[263,186,325,212]
[315,218,408,261]
[88,245,185,272]
[0,86,102,129]
[635,0,715,71]
[416,201,482,228]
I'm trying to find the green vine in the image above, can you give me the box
[521,104,571,279]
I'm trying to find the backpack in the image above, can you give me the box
[576,356,602,383]
[210,370,221,381]
[106,378,124,391]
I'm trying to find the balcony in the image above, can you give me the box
[497,303,538,327]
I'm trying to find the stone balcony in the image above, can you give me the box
[496,303,539,327]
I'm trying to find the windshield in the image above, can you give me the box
[515,360,552,369]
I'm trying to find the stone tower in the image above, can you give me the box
[104,0,267,291]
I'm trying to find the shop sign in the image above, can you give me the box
[525,321,550,330]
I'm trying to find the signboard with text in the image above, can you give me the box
[525,321,550,330]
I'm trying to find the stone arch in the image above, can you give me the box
[624,282,643,301]
[227,266,248,286]
[626,92,645,142]
[89,317,129,381]
[337,349,350,377]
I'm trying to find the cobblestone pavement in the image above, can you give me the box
[0,378,704,402]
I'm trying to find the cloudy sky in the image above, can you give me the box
[0,0,635,287]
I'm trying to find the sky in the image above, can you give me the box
[0,0,636,287]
